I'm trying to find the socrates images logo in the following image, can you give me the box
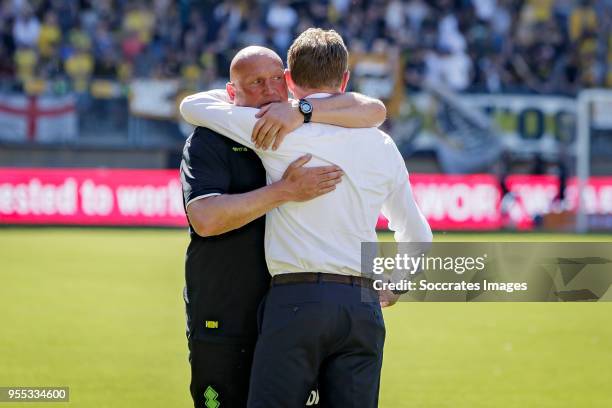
[204,386,220,408]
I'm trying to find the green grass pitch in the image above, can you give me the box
[1,228,611,407]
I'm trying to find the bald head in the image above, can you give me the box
[229,46,284,82]
[226,46,288,108]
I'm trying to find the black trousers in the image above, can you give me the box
[247,281,386,408]
[188,337,322,407]
[189,339,255,408]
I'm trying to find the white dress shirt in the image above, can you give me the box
[180,92,432,277]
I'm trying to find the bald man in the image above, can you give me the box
[180,45,386,408]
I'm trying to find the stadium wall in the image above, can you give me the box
[0,143,179,169]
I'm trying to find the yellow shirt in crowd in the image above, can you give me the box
[38,23,61,58]
[14,48,37,81]
[123,9,155,44]
[65,52,94,92]
[570,7,598,40]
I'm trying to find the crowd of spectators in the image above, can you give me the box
[0,0,610,98]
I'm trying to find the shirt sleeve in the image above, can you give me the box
[381,171,432,244]
[179,90,258,150]
[180,127,231,209]
[381,164,433,284]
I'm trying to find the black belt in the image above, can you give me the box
[271,272,374,289]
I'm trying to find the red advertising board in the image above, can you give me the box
[502,175,612,229]
[502,175,560,230]
[0,168,185,226]
[377,174,502,230]
[565,177,612,215]
[1,168,610,230]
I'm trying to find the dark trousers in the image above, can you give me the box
[189,340,255,408]
[247,281,386,408]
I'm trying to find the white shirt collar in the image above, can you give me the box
[304,93,333,99]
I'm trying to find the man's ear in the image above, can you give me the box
[284,69,296,95]
[226,82,236,101]
[339,70,350,93]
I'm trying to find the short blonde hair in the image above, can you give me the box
[287,28,348,89]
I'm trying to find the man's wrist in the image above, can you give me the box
[289,102,303,127]
[268,179,293,204]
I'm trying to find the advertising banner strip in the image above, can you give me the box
[0,168,185,226]
[0,168,610,229]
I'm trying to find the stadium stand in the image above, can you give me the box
[1,0,609,96]
[0,0,609,175]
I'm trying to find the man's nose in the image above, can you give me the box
[263,80,275,95]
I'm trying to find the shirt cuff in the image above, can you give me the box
[186,193,222,208]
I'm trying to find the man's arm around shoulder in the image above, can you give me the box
[187,154,343,237]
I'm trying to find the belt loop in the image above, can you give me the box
[350,276,355,287]
[316,273,321,283]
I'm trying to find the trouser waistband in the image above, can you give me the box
[271,272,374,289]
